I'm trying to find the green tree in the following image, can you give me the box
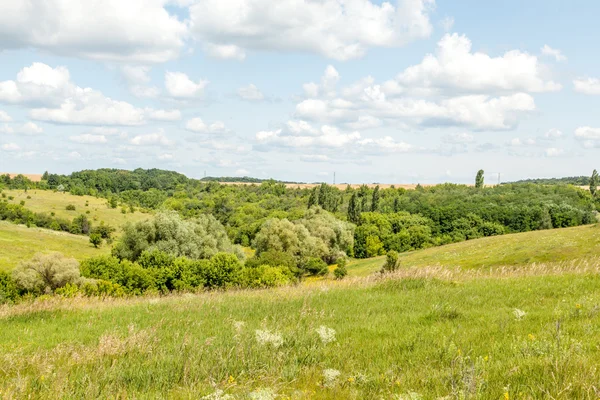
[475,170,485,189]
[347,192,361,224]
[382,250,400,272]
[590,169,599,197]
[308,187,318,208]
[89,233,102,248]
[12,252,80,293]
[371,185,380,212]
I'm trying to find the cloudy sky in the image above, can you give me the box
[0,0,599,183]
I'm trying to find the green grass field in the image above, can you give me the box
[347,223,600,276]
[0,222,110,271]
[2,267,600,399]
[3,189,150,228]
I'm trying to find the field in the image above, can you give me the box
[3,265,600,399]
[347,224,600,276]
[3,189,150,229]
[0,222,110,271]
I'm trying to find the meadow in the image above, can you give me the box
[2,189,150,229]
[2,264,600,399]
[0,222,109,272]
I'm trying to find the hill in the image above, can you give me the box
[3,189,150,229]
[0,222,109,271]
[347,223,600,276]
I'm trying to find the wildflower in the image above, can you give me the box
[255,329,283,348]
[227,375,235,384]
[249,388,276,400]
[484,355,489,362]
[323,369,341,387]
[513,308,526,321]
[528,333,535,341]
[504,391,510,400]
[201,389,234,400]
[232,320,245,333]
[576,304,582,309]
[315,326,336,344]
[347,377,355,383]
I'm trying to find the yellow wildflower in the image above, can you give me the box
[504,391,509,400]
[576,304,582,309]
[347,377,355,383]
[227,375,235,384]
[528,334,535,341]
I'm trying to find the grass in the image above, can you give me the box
[348,224,600,276]
[3,266,600,398]
[0,222,109,272]
[3,189,150,229]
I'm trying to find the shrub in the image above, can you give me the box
[66,204,76,211]
[203,252,243,289]
[70,214,91,235]
[91,222,116,239]
[12,252,81,293]
[89,233,102,248]
[333,265,348,280]
[242,265,293,288]
[0,271,20,304]
[382,250,400,273]
[304,257,328,276]
[19,200,25,206]
[26,195,31,199]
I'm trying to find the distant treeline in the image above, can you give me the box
[200,176,301,184]
[509,176,590,185]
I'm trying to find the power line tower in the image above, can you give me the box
[333,172,336,185]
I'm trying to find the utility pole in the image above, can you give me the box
[333,172,336,185]
[497,173,501,186]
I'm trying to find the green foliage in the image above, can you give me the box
[590,169,598,197]
[371,185,380,211]
[199,253,243,289]
[89,233,102,248]
[242,265,293,288]
[66,204,76,211]
[70,214,91,235]
[347,192,361,224]
[304,257,328,276]
[112,211,243,262]
[382,250,400,273]
[12,252,80,293]
[333,265,348,279]
[475,169,484,189]
[0,271,20,304]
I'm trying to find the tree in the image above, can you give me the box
[42,171,49,181]
[371,185,380,212]
[12,252,80,293]
[347,192,361,224]
[308,187,318,208]
[475,170,485,189]
[382,250,400,273]
[89,233,102,248]
[590,169,599,197]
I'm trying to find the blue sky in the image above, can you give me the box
[1,0,599,184]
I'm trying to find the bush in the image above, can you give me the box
[66,204,76,211]
[382,250,400,273]
[20,200,25,206]
[333,265,348,280]
[203,252,243,289]
[0,271,20,304]
[12,252,81,293]
[304,257,328,276]
[242,265,293,288]
[89,233,102,248]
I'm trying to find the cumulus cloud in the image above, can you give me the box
[573,77,600,95]
[238,84,264,101]
[543,128,563,139]
[0,0,187,62]
[256,124,360,149]
[69,133,108,144]
[386,34,562,95]
[541,45,566,62]
[1,142,20,151]
[443,132,474,143]
[544,147,564,157]
[235,168,249,176]
[0,110,11,122]
[165,71,208,98]
[189,0,434,60]
[145,108,181,121]
[0,122,43,135]
[204,43,246,60]
[157,153,173,160]
[185,117,228,134]
[130,129,173,146]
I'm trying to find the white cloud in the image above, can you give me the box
[0,110,11,122]
[121,65,151,84]
[544,128,563,139]
[0,0,187,63]
[204,44,246,60]
[257,124,361,149]
[130,130,173,146]
[1,142,20,151]
[157,153,173,160]
[0,122,43,135]
[345,115,383,130]
[185,117,228,133]
[145,108,181,121]
[357,136,414,153]
[541,45,566,62]
[573,77,600,95]
[165,71,208,98]
[575,126,600,140]
[443,132,474,143]
[303,66,340,98]
[238,84,264,101]
[68,151,82,160]
[544,147,564,157]
[69,133,107,144]
[189,0,434,60]
[440,16,454,31]
[508,137,536,147]
[301,154,330,162]
[235,168,249,176]
[387,34,562,95]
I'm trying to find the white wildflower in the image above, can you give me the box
[255,329,283,348]
[513,308,527,321]
[322,368,341,387]
[232,320,245,333]
[315,326,336,344]
[201,389,234,400]
[249,388,277,400]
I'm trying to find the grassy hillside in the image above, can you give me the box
[0,222,109,271]
[3,189,150,228]
[348,224,600,276]
[2,267,600,399]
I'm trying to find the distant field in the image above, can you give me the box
[347,224,600,276]
[3,189,151,229]
[0,221,109,271]
[0,172,43,182]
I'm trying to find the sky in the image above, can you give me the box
[1,0,599,184]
